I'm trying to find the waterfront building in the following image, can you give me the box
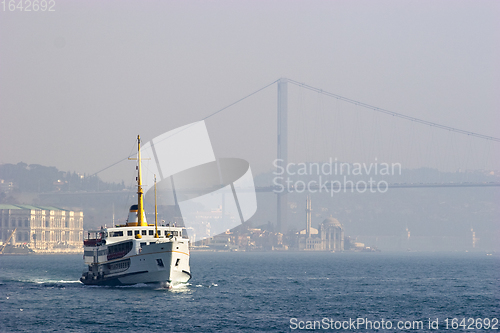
[0,204,83,253]
[296,197,344,251]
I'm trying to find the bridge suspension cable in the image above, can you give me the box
[287,79,500,143]
[90,79,279,177]
[203,79,279,121]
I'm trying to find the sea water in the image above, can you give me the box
[0,252,498,332]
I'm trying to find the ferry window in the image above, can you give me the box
[134,230,140,235]
[107,241,133,257]
[175,258,180,266]
[173,231,178,236]
[127,231,133,236]
[141,230,146,236]
[149,230,154,236]
[156,259,164,267]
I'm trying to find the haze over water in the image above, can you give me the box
[0,2,499,332]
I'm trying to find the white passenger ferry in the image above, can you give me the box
[80,136,191,287]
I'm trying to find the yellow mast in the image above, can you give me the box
[154,174,159,238]
[137,135,147,227]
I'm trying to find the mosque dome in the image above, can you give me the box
[321,216,342,228]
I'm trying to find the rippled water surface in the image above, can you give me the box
[0,252,499,332]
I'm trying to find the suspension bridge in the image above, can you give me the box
[92,77,499,234]
[197,78,499,232]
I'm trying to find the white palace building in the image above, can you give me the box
[0,204,83,253]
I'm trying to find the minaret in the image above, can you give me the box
[406,225,411,250]
[471,228,477,248]
[306,196,311,237]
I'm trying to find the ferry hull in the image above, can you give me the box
[80,242,190,286]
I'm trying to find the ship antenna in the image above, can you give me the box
[154,174,159,238]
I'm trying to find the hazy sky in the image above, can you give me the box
[1,0,499,184]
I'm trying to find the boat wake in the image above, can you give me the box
[34,279,81,284]
[0,277,82,285]
[156,281,191,291]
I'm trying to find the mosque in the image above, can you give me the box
[296,197,344,251]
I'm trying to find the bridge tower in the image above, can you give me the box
[277,78,288,233]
